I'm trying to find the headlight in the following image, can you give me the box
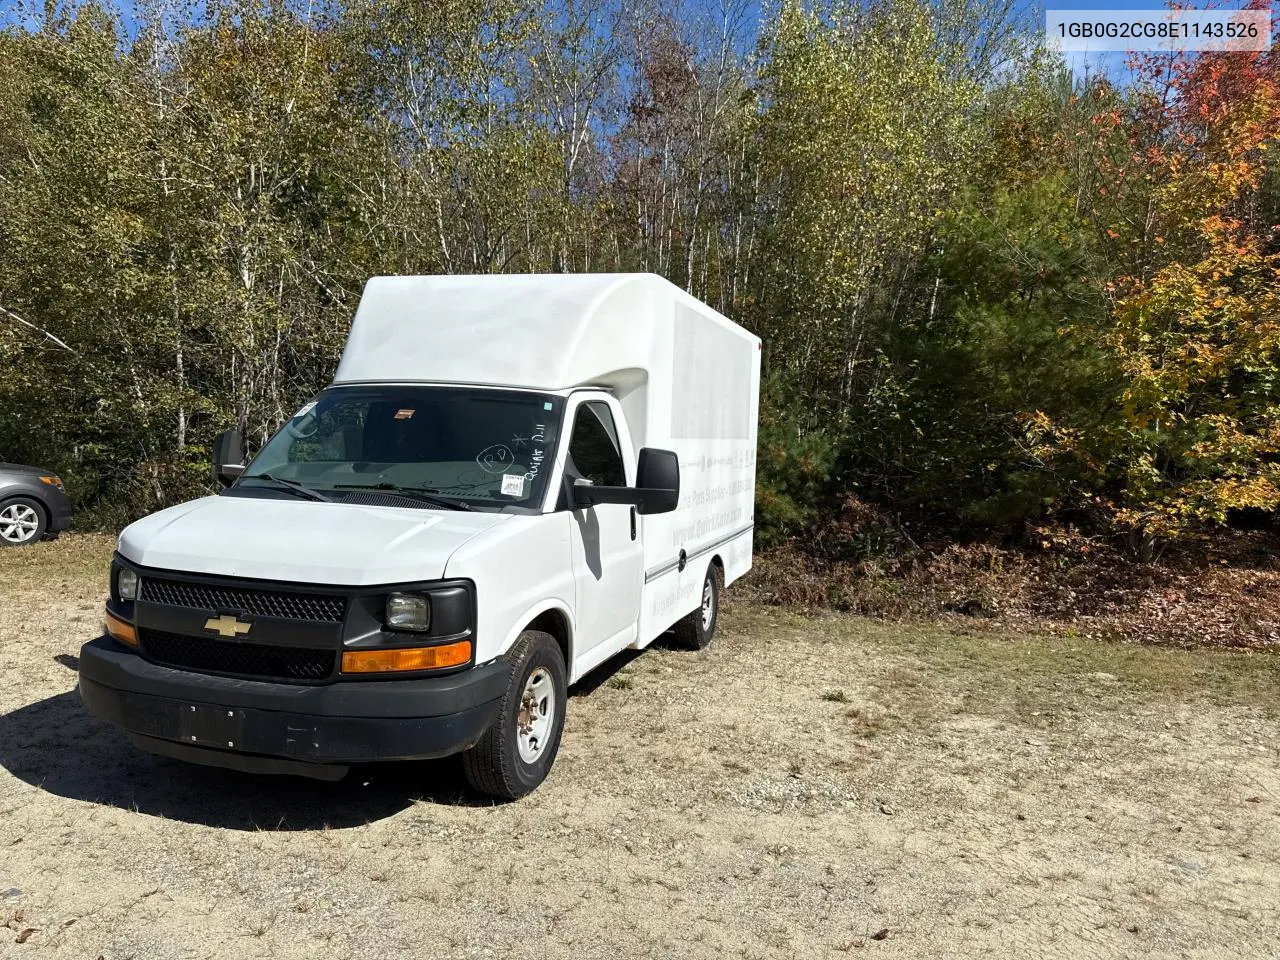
[118,568,139,601]
[39,476,63,491]
[385,593,430,632]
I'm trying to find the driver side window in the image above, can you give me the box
[567,401,625,486]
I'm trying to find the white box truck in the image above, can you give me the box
[79,273,761,797]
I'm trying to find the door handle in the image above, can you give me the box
[630,506,637,541]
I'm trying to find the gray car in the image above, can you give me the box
[0,463,72,546]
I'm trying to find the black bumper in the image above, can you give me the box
[78,636,509,776]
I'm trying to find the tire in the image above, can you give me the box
[0,497,47,547]
[671,563,721,650]
[462,630,567,800]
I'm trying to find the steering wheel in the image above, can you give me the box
[285,413,320,440]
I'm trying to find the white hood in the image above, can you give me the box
[117,495,511,585]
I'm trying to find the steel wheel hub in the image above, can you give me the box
[701,577,716,630]
[0,504,39,544]
[516,666,555,764]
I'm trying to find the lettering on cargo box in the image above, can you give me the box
[651,585,680,617]
[680,450,756,474]
[672,506,744,547]
[683,478,752,509]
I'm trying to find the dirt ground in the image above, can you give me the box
[1,536,1278,960]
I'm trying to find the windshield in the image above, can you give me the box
[238,386,565,510]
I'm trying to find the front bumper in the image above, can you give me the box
[46,488,72,532]
[78,636,510,777]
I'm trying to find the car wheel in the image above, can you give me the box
[671,563,721,650]
[462,629,567,800]
[0,497,47,547]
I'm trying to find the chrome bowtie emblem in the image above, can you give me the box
[204,614,252,638]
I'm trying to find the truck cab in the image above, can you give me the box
[78,274,760,798]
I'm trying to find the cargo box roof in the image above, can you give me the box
[333,273,754,392]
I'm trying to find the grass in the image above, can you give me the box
[898,622,1280,716]
[731,604,1280,722]
[842,706,890,738]
[0,532,116,593]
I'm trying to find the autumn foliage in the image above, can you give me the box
[0,0,1278,557]
[1029,28,1280,548]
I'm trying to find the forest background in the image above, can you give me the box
[2,0,1278,642]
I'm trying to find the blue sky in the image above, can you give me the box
[0,0,138,31]
[1,0,1267,82]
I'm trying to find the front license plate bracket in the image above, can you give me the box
[177,703,247,749]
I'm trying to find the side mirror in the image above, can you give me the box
[634,447,679,515]
[568,447,680,516]
[212,428,245,488]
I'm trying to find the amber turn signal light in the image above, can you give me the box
[105,609,137,647]
[341,641,471,674]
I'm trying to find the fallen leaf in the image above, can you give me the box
[15,928,36,944]
[871,928,890,941]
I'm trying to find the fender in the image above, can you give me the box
[498,597,577,677]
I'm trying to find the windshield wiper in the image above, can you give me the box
[245,473,334,503]
[334,483,472,511]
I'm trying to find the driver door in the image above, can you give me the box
[563,397,644,661]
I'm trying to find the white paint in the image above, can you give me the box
[116,273,760,687]
[561,393,644,666]
[443,512,578,669]
[118,496,506,586]
[336,274,671,392]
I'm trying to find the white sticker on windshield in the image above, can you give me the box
[294,401,317,419]
[501,474,526,497]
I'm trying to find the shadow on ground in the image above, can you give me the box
[0,684,483,830]
[570,627,682,696]
[0,640,665,831]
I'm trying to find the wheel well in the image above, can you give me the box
[710,554,724,581]
[526,609,571,669]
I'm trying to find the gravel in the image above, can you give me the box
[1,536,1278,959]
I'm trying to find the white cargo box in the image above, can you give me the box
[337,273,761,642]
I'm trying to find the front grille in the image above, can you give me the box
[139,628,336,682]
[140,577,345,623]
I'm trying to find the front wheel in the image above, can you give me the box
[671,564,721,650]
[0,497,47,547]
[462,630,567,800]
